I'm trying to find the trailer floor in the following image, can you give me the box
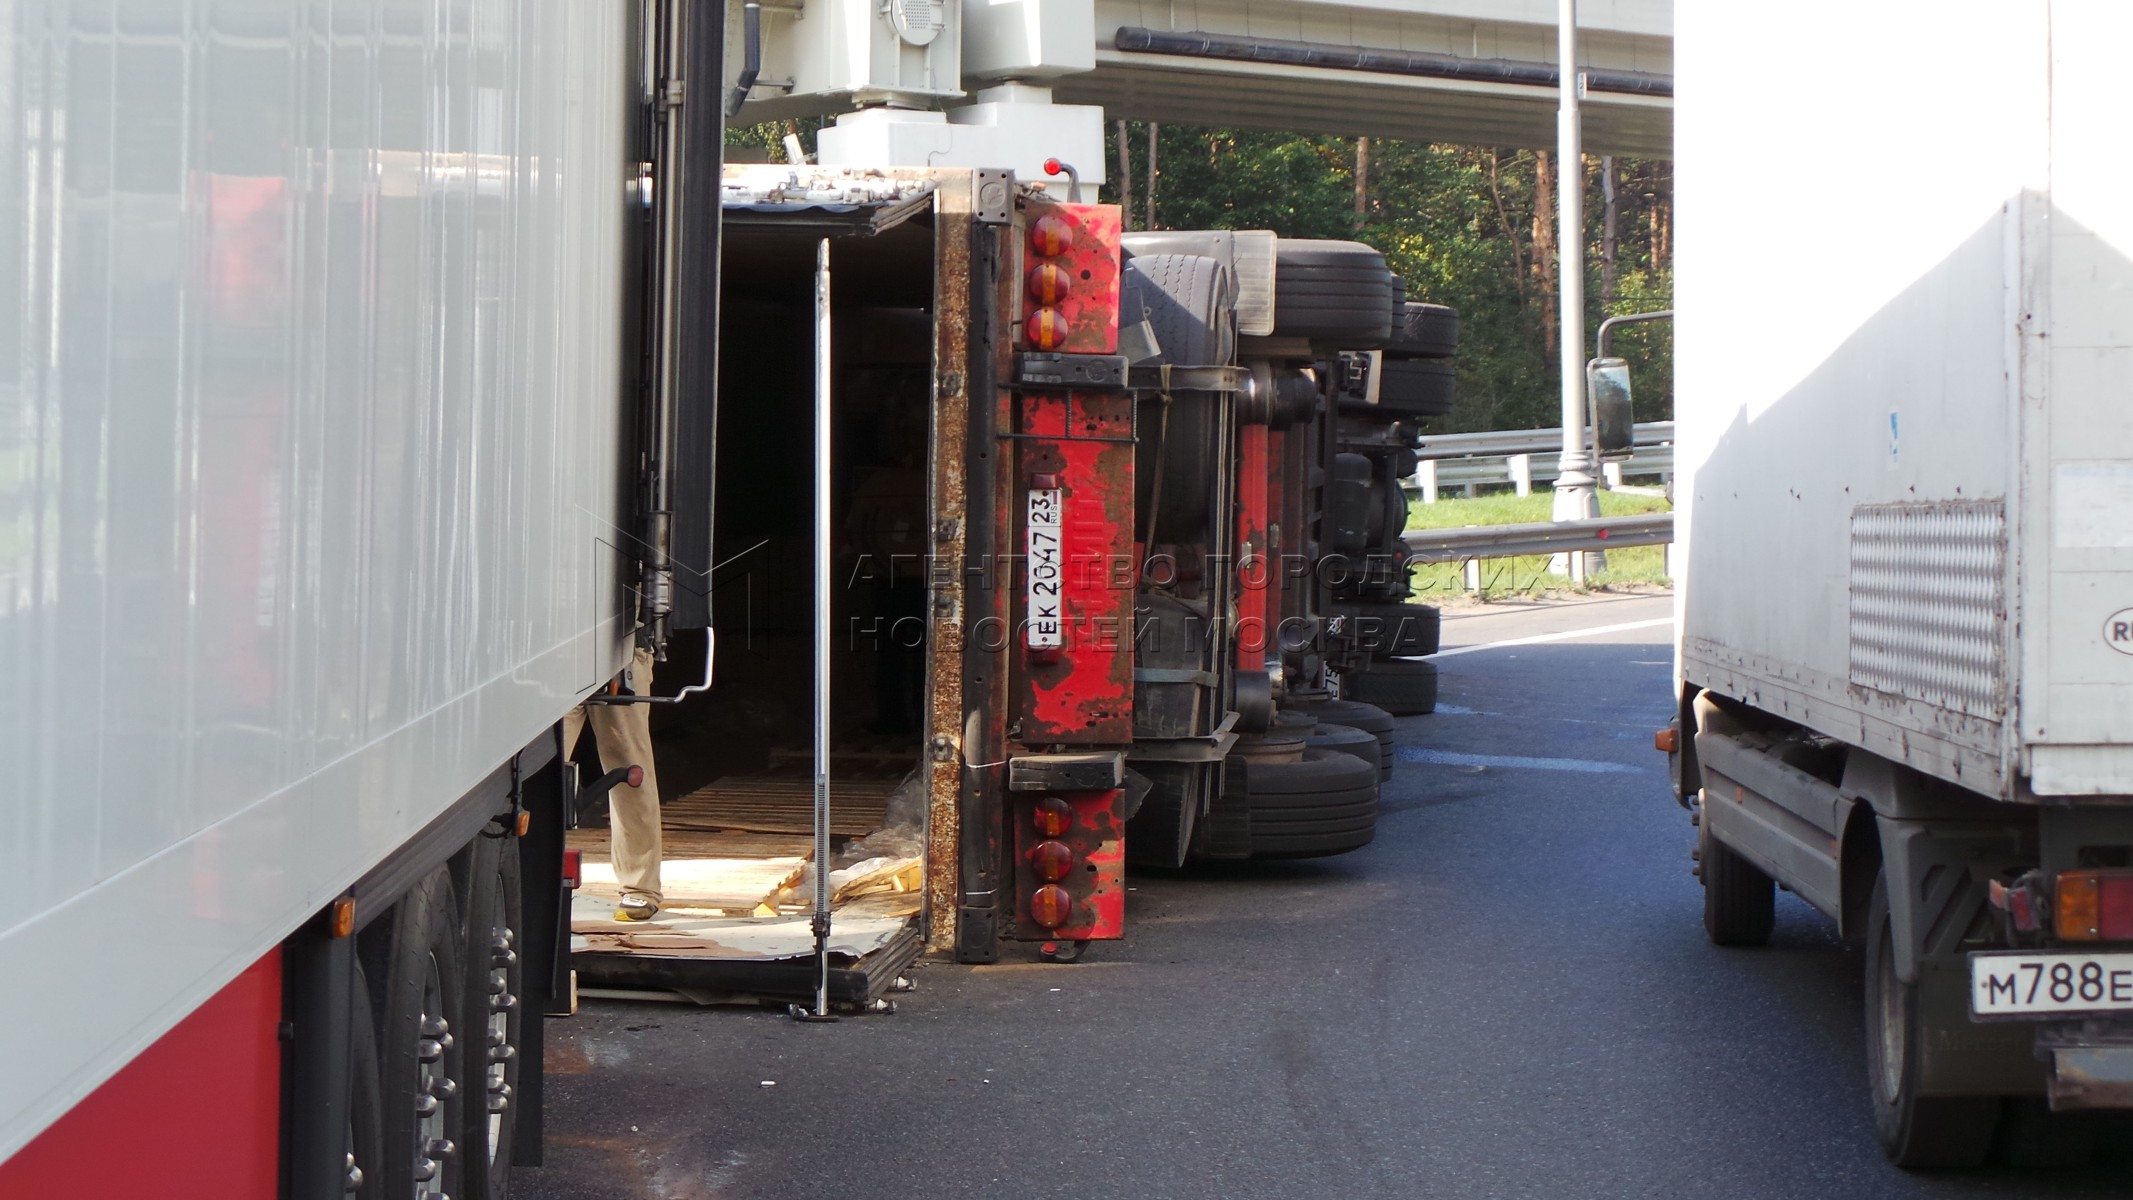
[566,761,923,1006]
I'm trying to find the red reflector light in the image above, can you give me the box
[1029,885,1072,929]
[1034,797,1073,837]
[1026,308,1070,349]
[625,764,644,789]
[1030,840,1073,882]
[562,848,582,890]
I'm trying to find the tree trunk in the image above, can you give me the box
[1486,149,1530,309]
[1600,155,1619,305]
[1116,120,1134,231]
[1532,150,1559,355]
[1146,123,1160,231]
[1354,136,1371,224]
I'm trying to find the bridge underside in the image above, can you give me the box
[1064,1,1671,157]
[1056,57,1669,157]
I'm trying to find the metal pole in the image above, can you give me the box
[1551,0,1600,576]
[809,237,834,1018]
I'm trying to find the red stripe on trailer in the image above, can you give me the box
[0,949,282,1199]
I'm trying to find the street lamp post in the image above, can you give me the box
[1552,0,1600,579]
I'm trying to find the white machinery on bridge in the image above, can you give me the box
[1669,1,2133,1168]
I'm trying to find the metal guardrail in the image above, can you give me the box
[1403,512,1675,590]
[1421,446,1673,496]
[1411,421,1673,462]
[1409,421,1675,503]
[1404,512,1673,559]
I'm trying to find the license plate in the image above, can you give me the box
[1970,951,2133,1017]
[1026,487,1064,648]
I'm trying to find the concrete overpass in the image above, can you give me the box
[1062,1,1671,157]
[729,0,1671,184]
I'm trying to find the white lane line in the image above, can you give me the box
[1430,616,1674,659]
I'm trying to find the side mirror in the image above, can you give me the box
[1587,357,1636,460]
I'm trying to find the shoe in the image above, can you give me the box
[614,895,660,922]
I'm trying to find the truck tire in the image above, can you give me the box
[1347,659,1438,715]
[1304,722,1380,779]
[462,825,525,1200]
[1339,601,1441,659]
[1272,240,1393,344]
[348,963,384,1198]
[1125,252,1233,368]
[1286,697,1396,779]
[1699,818,1775,947]
[369,869,469,1200]
[1376,358,1455,417]
[1387,302,1459,358]
[1245,748,1379,859]
[1864,876,2001,1168]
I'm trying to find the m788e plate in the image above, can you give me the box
[1970,950,2133,1018]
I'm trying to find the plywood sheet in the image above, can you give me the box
[569,893,909,961]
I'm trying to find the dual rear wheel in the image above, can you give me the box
[350,824,528,1197]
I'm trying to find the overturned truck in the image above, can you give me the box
[568,165,1455,987]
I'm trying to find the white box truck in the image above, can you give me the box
[1670,1,2133,1168]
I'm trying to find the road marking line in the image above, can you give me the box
[1398,747,1643,774]
[1430,616,1673,659]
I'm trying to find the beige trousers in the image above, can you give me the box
[563,645,664,902]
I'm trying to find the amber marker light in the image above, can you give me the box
[330,897,357,939]
[1655,726,1678,753]
[2058,871,2101,941]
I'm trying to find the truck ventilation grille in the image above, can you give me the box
[1848,500,2006,717]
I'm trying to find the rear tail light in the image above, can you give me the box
[1030,840,1073,883]
[1025,308,1071,349]
[1029,885,1072,929]
[1028,262,1072,305]
[562,848,582,891]
[2054,870,2133,941]
[1034,796,1073,837]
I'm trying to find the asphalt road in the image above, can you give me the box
[517,593,2130,1200]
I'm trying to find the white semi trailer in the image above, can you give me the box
[0,2,731,1196]
[1670,2,2133,1168]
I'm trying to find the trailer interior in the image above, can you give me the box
[566,183,945,1004]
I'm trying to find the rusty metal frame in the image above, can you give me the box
[924,172,981,956]
[943,173,1020,963]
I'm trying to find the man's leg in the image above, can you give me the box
[587,646,664,904]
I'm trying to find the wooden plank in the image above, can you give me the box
[569,829,815,859]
